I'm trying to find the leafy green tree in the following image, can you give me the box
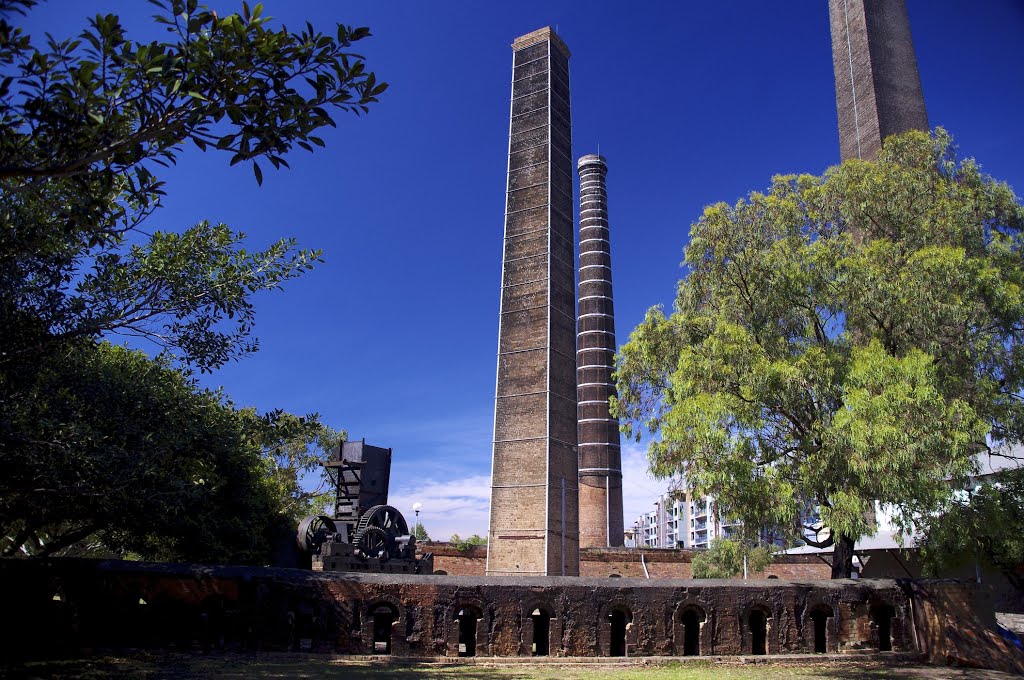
[256,411,345,524]
[691,539,773,579]
[915,468,1024,592]
[1,342,292,561]
[0,0,384,558]
[614,130,1024,578]
[449,534,486,551]
[0,0,386,371]
[413,522,431,543]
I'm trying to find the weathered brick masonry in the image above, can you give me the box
[576,154,625,549]
[829,0,928,162]
[5,558,1021,673]
[434,545,831,580]
[488,27,579,576]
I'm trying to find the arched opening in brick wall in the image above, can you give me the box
[370,602,398,654]
[457,606,481,657]
[808,605,833,653]
[871,603,896,652]
[531,608,550,656]
[48,588,72,648]
[747,606,771,655]
[680,607,705,656]
[608,608,631,657]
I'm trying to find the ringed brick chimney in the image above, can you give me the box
[829,0,929,162]
[486,27,579,576]
[576,154,624,548]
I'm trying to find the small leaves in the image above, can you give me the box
[1,1,382,562]
[615,130,1024,575]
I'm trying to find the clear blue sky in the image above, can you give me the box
[19,2,1024,538]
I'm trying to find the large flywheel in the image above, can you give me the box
[355,504,409,537]
[355,526,394,560]
[296,515,337,554]
[351,505,410,560]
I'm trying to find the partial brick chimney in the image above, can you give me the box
[829,0,929,161]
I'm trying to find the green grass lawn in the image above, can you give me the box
[6,655,1016,680]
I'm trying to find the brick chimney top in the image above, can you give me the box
[578,154,607,171]
[512,27,570,58]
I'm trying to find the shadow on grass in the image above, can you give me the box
[6,655,538,680]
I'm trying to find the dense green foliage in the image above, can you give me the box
[0,1,381,560]
[259,411,344,527]
[413,522,431,543]
[1,0,385,371]
[915,467,1024,590]
[0,342,334,561]
[614,130,1024,577]
[691,539,773,579]
[449,534,487,551]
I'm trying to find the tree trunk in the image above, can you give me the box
[831,533,856,579]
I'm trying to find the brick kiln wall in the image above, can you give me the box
[5,556,1020,673]
[430,544,831,580]
[5,557,1020,672]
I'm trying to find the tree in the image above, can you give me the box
[413,522,431,543]
[0,1,384,558]
[0,342,343,561]
[256,410,345,525]
[0,0,386,372]
[691,539,772,579]
[0,342,309,562]
[449,534,486,551]
[614,130,1024,578]
[915,467,1024,592]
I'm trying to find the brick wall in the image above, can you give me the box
[3,557,1020,673]
[431,544,830,580]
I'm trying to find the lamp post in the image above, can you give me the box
[412,502,423,541]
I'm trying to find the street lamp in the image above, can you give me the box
[412,502,423,541]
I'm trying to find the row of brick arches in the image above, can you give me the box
[38,584,902,658]
[363,599,900,657]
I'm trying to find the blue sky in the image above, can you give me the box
[18,2,1024,539]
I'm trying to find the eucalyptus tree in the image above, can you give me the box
[614,130,1024,577]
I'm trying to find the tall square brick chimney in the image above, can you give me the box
[486,27,579,576]
[829,0,929,161]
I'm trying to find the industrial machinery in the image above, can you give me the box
[296,440,432,574]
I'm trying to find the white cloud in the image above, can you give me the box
[387,441,673,544]
[388,474,491,541]
[620,441,673,532]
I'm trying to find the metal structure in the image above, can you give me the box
[296,440,432,574]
